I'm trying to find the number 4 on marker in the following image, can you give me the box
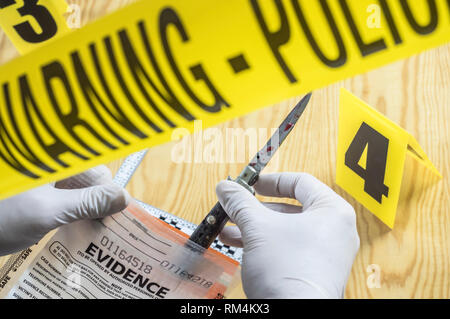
[345,122,389,203]
[337,88,441,228]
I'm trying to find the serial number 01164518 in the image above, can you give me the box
[98,235,153,274]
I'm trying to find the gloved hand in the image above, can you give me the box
[0,165,130,256]
[217,172,359,299]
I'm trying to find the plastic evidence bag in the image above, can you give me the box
[5,201,240,299]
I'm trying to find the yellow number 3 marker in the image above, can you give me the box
[336,88,442,228]
[0,0,69,54]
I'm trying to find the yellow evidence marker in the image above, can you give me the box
[336,88,441,228]
[0,0,70,54]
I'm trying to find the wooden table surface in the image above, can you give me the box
[0,0,448,299]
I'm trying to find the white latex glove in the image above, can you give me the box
[217,172,359,299]
[0,165,130,256]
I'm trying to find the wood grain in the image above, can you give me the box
[0,0,448,299]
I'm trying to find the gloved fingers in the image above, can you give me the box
[55,183,130,224]
[55,165,113,189]
[216,180,266,228]
[254,173,338,209]
[262,202,303,214]
[219,225,243,248]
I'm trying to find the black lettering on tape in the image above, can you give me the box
[71,51,131,146]
[1,0,442,183]
[228,54,251,74]
[42,61,118,156]
[400,0,438,35]
[121,25,196,125]
[250,0,297,83]
[159,7,229,113]
[339,0,387,56]
[137,20,195,121]
[119,29,176,128]
[0,84,40,179]
[189,64,230,112]
[292,0,347,68]
[378,0,403,45]
[20,74,89,169]
[89,43,148,139]
[0,122,38,178]
[3,83,55,173]
[103,36,163,133]
[0,0,15,9]
[345,122,389,203]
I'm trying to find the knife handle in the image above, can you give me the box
[189,201,230,249]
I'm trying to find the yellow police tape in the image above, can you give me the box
[0,0,449,200]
